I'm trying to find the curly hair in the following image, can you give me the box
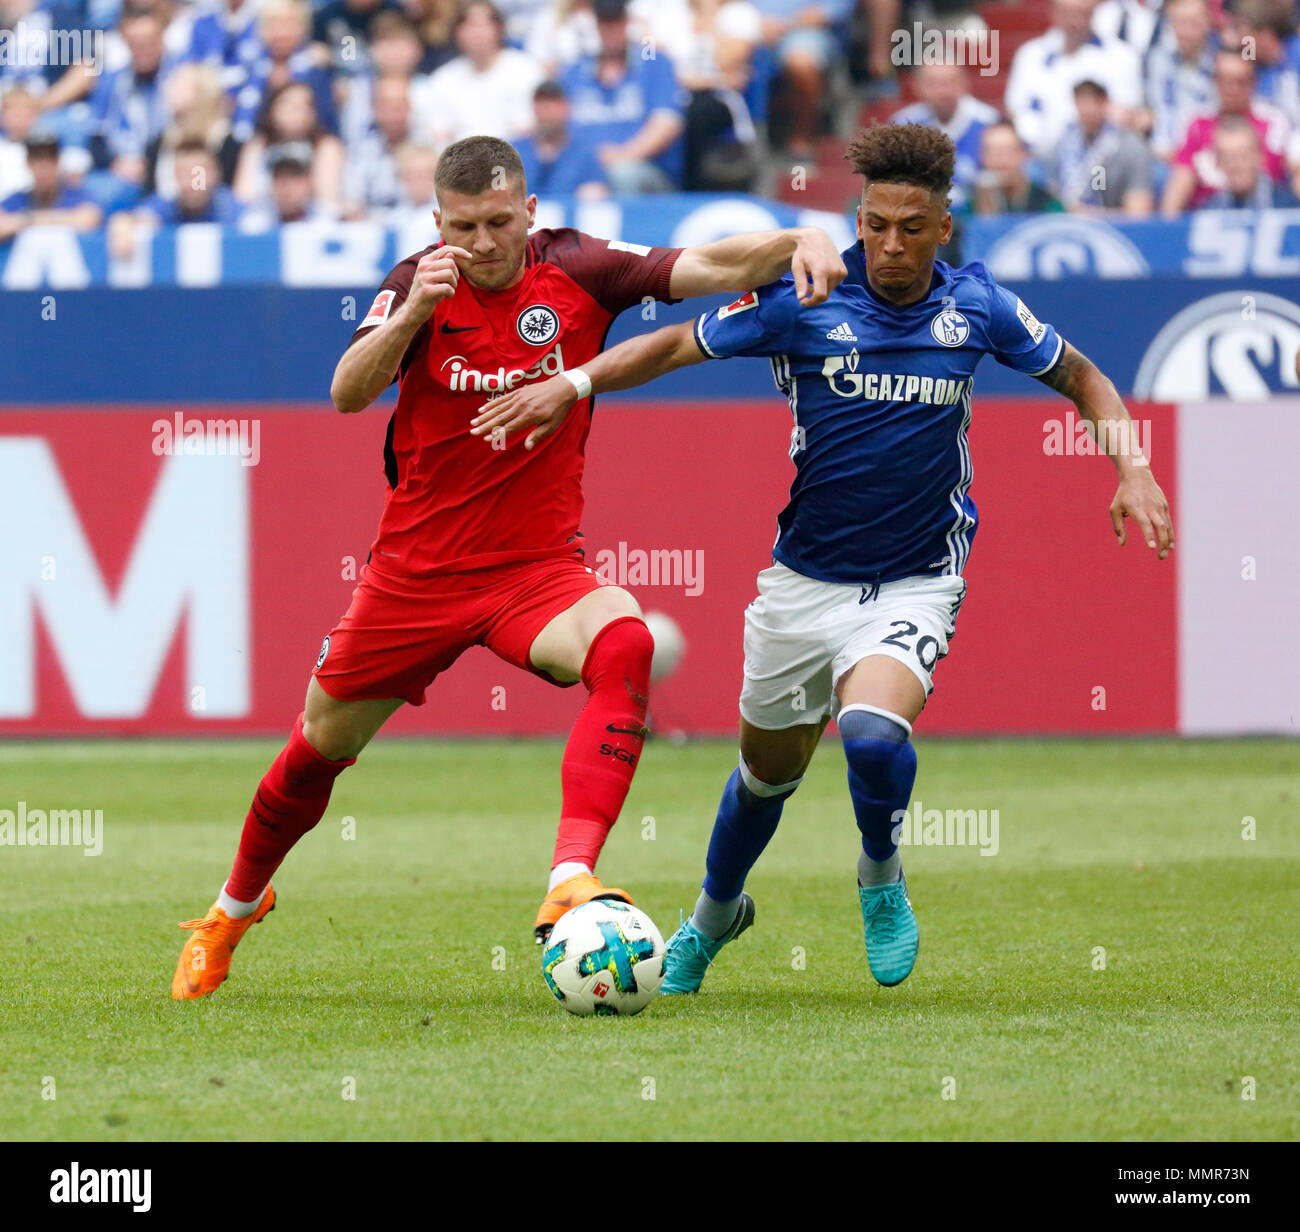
[845,123,956,198]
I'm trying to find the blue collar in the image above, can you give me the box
[842,243,950,307]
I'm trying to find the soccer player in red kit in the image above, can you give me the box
[171,135,846,998]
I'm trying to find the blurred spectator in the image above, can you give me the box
[312,0,398,76]
[388,140,439,214]
[514,80,608,196]
[670,0,762,191]
[140,140,243,221]
[99,0,196,66]
[233,79,344,206]
[0,0,57,94]
[861,0,906,94]
[1202,114,1300,206]
[1004,0,1142,159]
[562,0,687,191]
[187,0,265,87]
[1160,51,1290,214]
[231,0,338,143]
[370,9,431,77]
[642,0,759,92]
[43,0,129,35]
[527,0,599,74]
[971,120,1066,214]
[493,0,553,45]
[415,1,544,147]
[1141,0,1218,160]
[339,10,431,149]
[26,0,104,113]
[88,4,180,187]
[146,62,240,200]
[1049,79,1154,216]
[891,61,998,211]
[750,0,853,158]
[238,139,334,228]
[0,86,47,198]
[0,132,103,239]
[40,0,192,117]
[1228,0,1300,121]
[404,0,460,73]
[341,72,414,215]
[1092,0,1160,55]
[108,139,242,259]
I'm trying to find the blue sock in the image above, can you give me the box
[839,705,917,885]
[698,763,800,918]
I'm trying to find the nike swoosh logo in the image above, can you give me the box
[441,323,479,333]
[605,722,648,737]
[181,958,203,995]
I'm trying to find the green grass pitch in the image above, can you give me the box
[2,736,1296,1141]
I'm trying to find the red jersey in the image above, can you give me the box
[1175,106,1289,206]
[350,228,682,577]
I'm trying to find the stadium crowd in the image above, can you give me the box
[1,0,1300,242]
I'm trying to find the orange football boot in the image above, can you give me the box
[170,885,276,999]
[534,873,632,943]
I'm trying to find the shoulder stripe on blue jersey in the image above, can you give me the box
[694,314,719,359]
[1028,334,1064,378]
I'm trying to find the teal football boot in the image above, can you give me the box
[660,893,755,995]
[859,873,918,987]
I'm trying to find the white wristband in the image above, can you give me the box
[560,368,593,400]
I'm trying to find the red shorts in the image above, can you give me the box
[312,553,607,706]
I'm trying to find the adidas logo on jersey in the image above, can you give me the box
[826,322,858,342]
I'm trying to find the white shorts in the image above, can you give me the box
[738,563,968,731]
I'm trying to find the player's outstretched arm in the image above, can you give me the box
[1037,341,1175,559]
[668,227,847,306]
[470,321,705,450]
[330,246,471,414]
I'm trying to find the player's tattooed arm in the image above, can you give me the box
[1035,342,1093,400]
[470,322,705,450]
[669,227,846,306]
[330,247,471,413]
[1036,342,1143,461]
[1037,341,1175,559]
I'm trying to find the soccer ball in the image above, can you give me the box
[541,899,665,1016]
[643,611,686,681]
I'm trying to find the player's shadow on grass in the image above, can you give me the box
[650,973,1127,1019]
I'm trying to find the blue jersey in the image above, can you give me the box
[515,134,607,196]
[693,245,1063,585]
[890,97,1000,211]
[561,52,687,184]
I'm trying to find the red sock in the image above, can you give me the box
[224,713,356,902]
[553,617,653,870]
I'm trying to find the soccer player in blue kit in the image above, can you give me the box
[471,124,1175,993]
